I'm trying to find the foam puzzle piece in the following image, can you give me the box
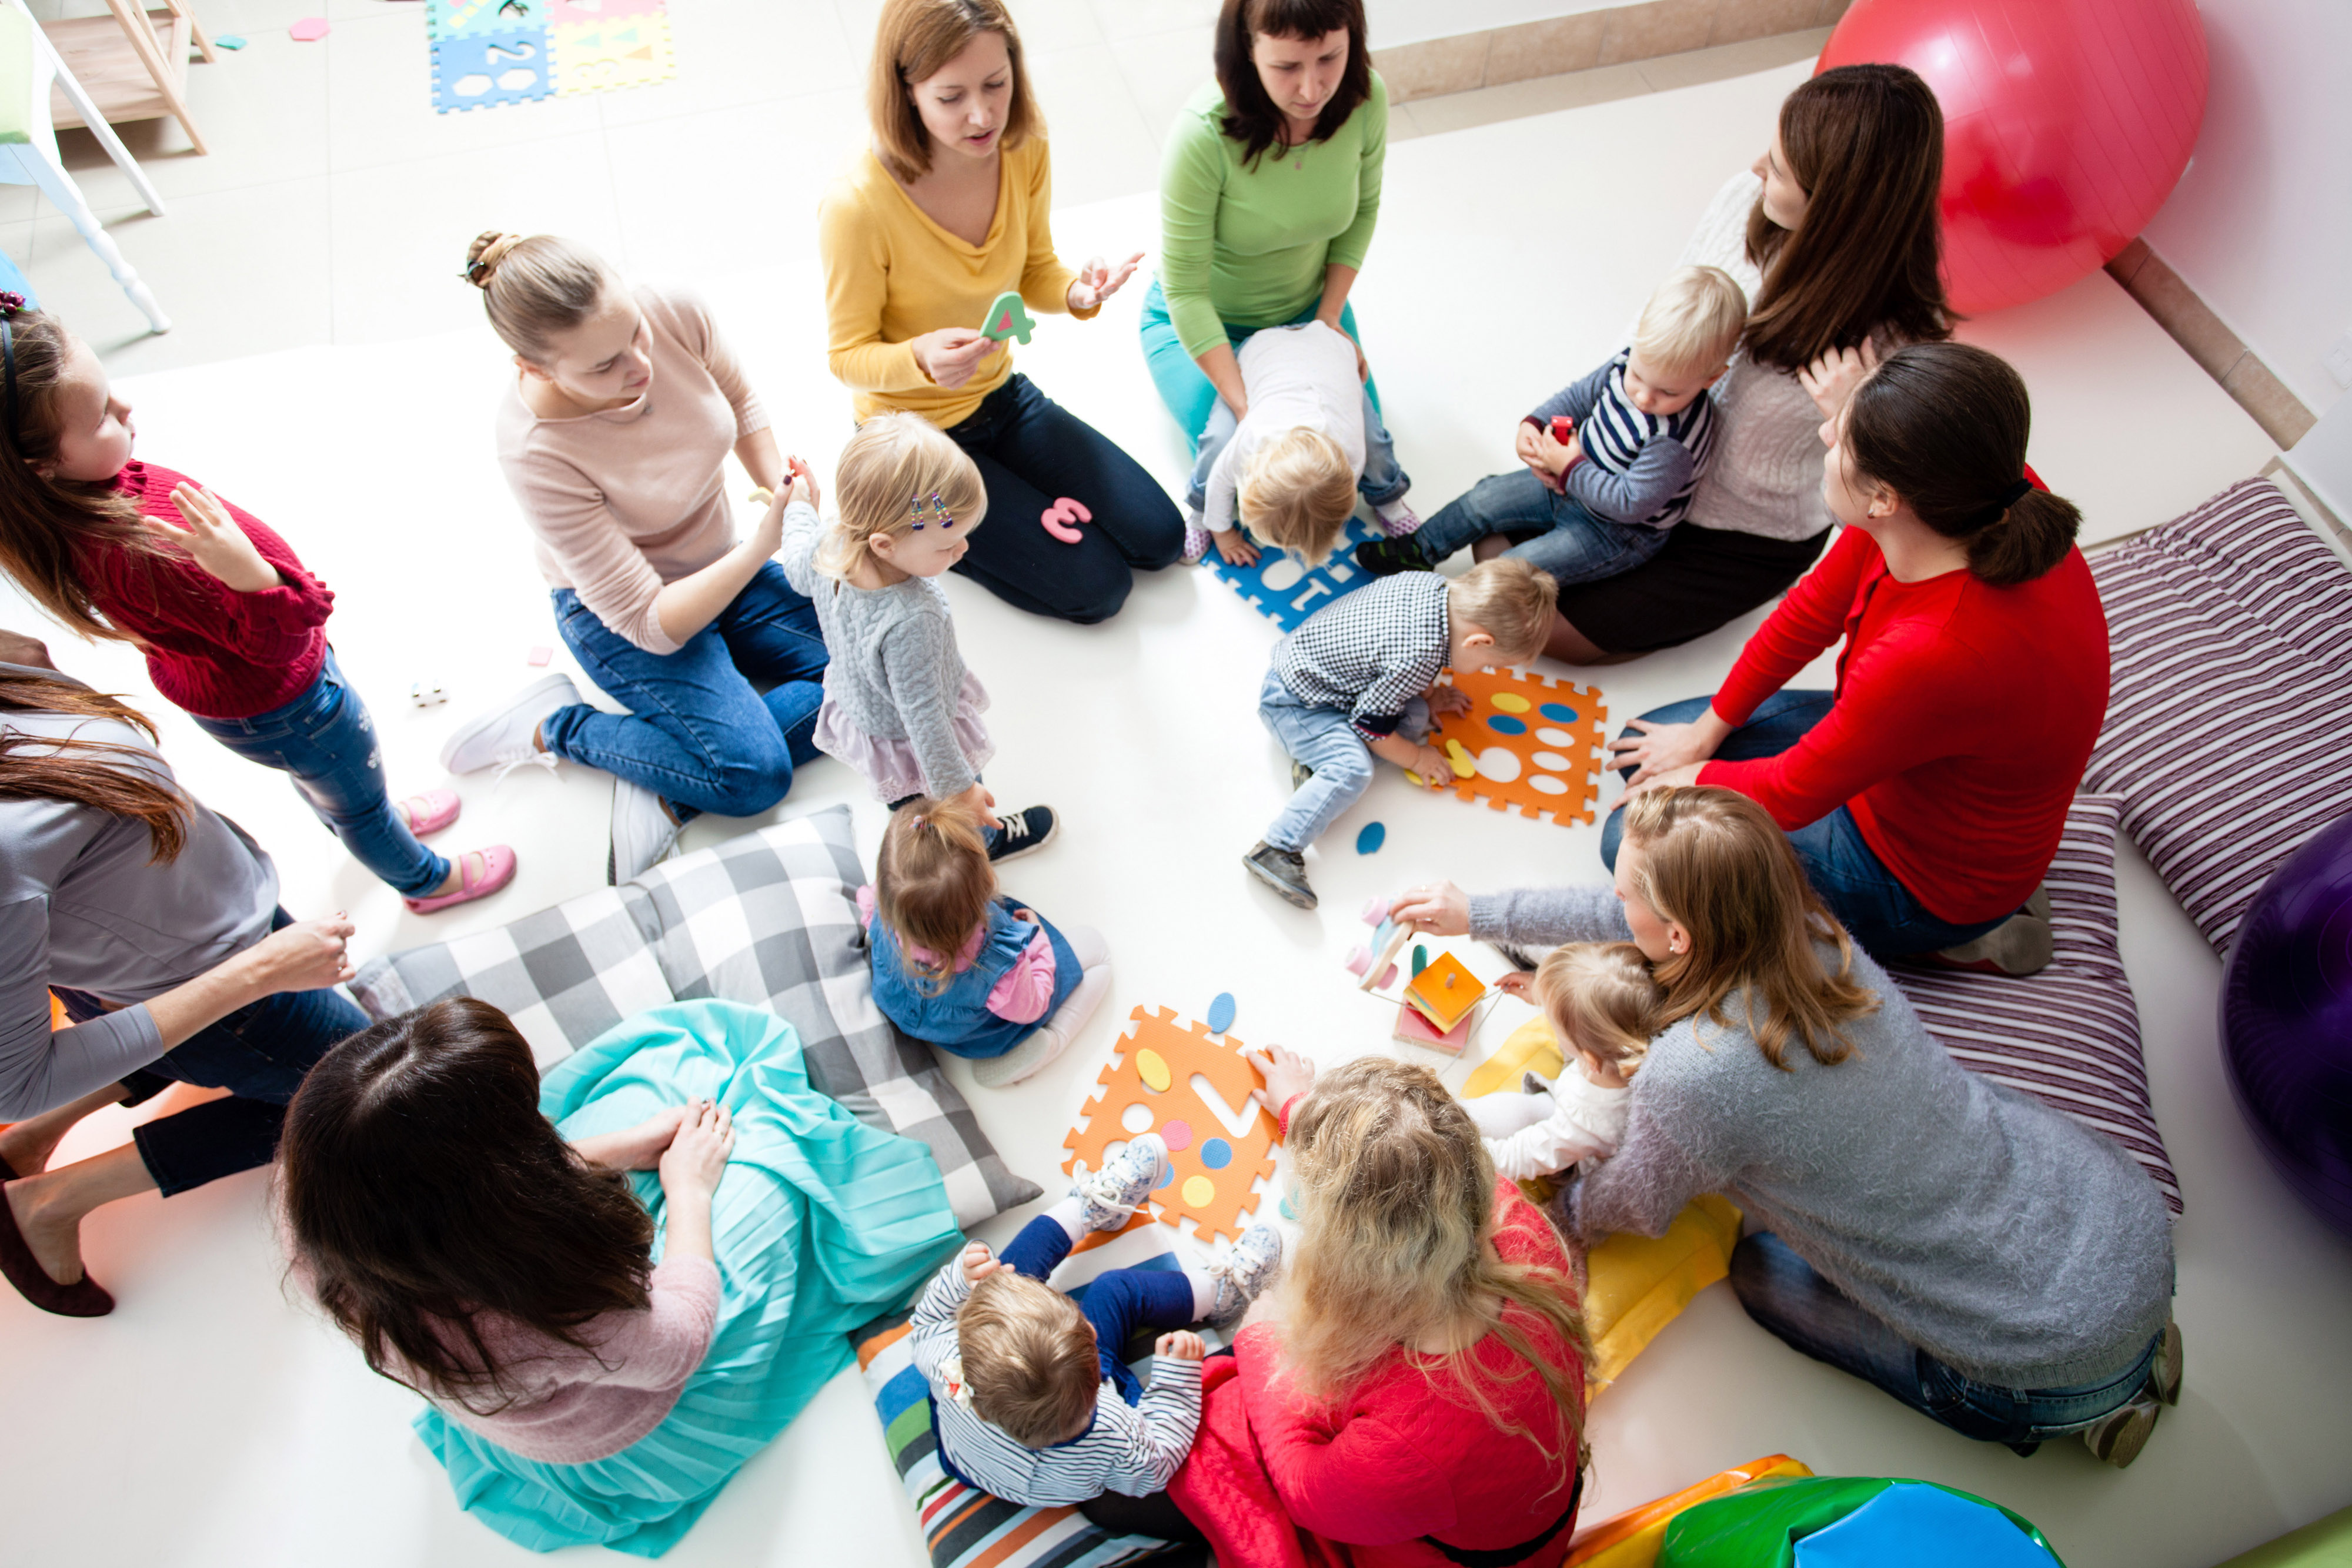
[1064,1007,1279,1245]
[980,289,1037,345]
[1040,495,1090,543]
[289,16,329,39]
[551,11,674,93]
[1207,992,1236,1034]
[546,0,663,24]
[432,27,554,111]
[1428,667,1608,827]
[427,0,538,39]
[215,33,245,48]
[1355,821,1385,854]
[1207,513,1381,630]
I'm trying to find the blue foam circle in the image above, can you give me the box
[1207,992,1236,1034]
[1486,714,1528,735]
[1355,821,1386,855]
[1539,702,1578,723]
[1200,1138,1234,1170]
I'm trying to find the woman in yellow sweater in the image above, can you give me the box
[820,0,1184,626]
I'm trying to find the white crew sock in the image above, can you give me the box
[1044,1195,1089,1245]
[1187,1265,1220,1322]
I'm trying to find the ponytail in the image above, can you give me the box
[874,793,997,995]
[0,671,188,860]
[1844,342,2080,588]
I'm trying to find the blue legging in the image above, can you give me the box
[1139,278,1383,457]
[999,1215,1197,1405]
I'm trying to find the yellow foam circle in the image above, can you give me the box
[1182,1175,1216,1208]
[1490,693,1532,713]
[1136,1048,1172,1092]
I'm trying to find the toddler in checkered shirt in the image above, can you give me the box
[1244,557,1558,910]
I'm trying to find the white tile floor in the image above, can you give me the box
[3,7,2349,1566]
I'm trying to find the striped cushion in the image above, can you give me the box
[2084,479,2352,955]
[1890,795,2182,1214]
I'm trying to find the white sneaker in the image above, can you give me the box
[1075,1133,1167,1231]
[439,674,578,775]
[608,778,686,885]
[1205,1224,1285,1326]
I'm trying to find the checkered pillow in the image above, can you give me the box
[351,805,1041,1227]
[1889,795,2182,1214]
[2084,479,2352,955]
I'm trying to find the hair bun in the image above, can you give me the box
[463,230,524,290]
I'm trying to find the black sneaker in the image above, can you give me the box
[1242,841,1316,908]
[1354,536,1436,577]
[987,805,1057,864]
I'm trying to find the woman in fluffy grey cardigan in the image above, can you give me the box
[1391,787,2178,1468]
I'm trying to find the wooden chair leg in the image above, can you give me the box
[159,0,215,64]
[24,150,170,333]
[95,0,206,155]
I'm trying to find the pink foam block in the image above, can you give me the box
[289,16,329,40]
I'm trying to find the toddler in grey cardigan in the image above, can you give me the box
[780,413,1055,862]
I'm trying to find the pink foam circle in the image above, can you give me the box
[1160,1118,1195,1152]
[289,16,329,39]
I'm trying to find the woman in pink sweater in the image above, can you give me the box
[435,232,831,884]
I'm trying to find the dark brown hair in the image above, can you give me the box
[1213,0,1371,168]
[462,232,615,363]
[0,309,163,642]
[0,668,187,860]
[866,0,1043,186]
[279,999,657,1414]
[1844,342,2080,587]
[875,794,997,996]
[1742,64,1951,372]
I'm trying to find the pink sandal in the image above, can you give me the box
[395,788,462,837]
[403,845,518,914]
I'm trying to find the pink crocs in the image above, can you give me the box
[403,845,518,914]
[395,788,462,837]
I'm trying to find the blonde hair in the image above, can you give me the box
[462,231,615,362]
[1239,426,1355,567]
[1618,787,1880,1071]
[1632,265,1749,381]
[957,1271,1098,1447]
[821,412,988,579]
[1445,557,1559,664]
[1284,1058,1590,1488]
[867,0,1044,186]
[876,794,997,995]
[1537,942,1660,1075]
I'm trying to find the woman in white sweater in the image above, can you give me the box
[1528,64,1953,663]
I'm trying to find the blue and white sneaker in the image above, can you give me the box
[1205,1223,1285,1327]
[1075,1133,1167,1232]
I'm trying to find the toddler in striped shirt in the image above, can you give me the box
[1358,265,1748,586]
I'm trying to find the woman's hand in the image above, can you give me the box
[241,914,357,995]
[1245,1043,1317,1116]
[960,1241,1008,1285]
[1606,712,1730,785]
[1389,881,1471,936]
[1155,1330,1207,1361]
[782,454,820,515]
[576,1106,687,1171]
[1067,252,1143,313]
[751,457,818,557]
[1799,340,1879,420]
[657,1098,735,1205]
[1210,529,1259,568]
[912,327,1000,390]
[160,485,279,593]
[1611,761,1707,811]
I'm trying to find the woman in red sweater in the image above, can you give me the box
[1605,341,2106,973]
[0,303,513,913]
[1081,1050,1591,1568]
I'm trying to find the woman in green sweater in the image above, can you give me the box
[1142,0,1415,543]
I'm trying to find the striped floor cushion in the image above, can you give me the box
[1890,795,2182,1214]
[2084,479,2352,956]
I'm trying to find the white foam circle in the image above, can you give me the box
[1536,727,1575,745]
[1121,1101,1155,1134]
[1259,555,1306,593]
[1528,775,1569,795]
[1475,747,1521,783]
[1531,751,1571,771]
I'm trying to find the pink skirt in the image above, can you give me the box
[813,669,995,804]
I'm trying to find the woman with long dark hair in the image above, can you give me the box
[1603,342,2107,974]
[0,632,363,1317]
[280,996,961,1554]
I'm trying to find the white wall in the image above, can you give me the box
[2141,0,2352,417]
[1366,0,1611,49]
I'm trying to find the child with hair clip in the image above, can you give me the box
[857,795,1109,1088]
[780,410,1054,861]
[0,300,513,912]
[909,1135,1284,1508]
[1464,942,1651,1182]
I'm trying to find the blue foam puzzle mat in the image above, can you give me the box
[1205,514,1382,630]
[431,26,553,111]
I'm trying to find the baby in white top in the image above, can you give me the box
[1183,320,1418,569]
[1464,941,1652,1181]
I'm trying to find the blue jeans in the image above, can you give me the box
[53,911,369,1196]
[1140,279,1385,458]
[1000,1215,1197,1406]
[543,560,827,823]
[943,373,1186,624]
[1415,468,1670,587]
[1730,1232,2159,1450]
[1599,691,2007,959]
[1257,668,1428,853]
[1184,388,1410,522]
[193,648,448,898]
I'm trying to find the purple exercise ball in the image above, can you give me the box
[2219,813,2352,1237]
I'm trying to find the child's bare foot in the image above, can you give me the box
[5,1177,88,1285]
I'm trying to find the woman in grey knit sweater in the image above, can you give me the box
[1391,787,2180,1468]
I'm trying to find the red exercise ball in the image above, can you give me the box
[1818,0,2207,314]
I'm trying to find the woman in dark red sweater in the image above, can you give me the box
[1605,342,2107,973]
[0,304,513,913]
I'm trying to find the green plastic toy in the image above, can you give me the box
[1658,1476,2064,1568]
[980,289,1037,345]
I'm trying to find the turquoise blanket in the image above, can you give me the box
[415,999,964,1556]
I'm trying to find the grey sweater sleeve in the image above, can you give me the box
[1468,884,1633,948]
[879,613,980,800]
[1563,436,1698,527]
[777,499,824,597]
[1528,363,1611,428]
[1562,1096,1718,1245]
[0,897,164,1119]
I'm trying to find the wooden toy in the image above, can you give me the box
[1405,951,1485,1033]
[1346,897,1412,992]
[1063,1007,1279,1245]
[980,289,1037,345]
[1427,667,1608,827]
[1393,1000,1475,1054]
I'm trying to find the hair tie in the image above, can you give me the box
[0,292,26,446]
[911,814,927,831]
[1998,477,2033,508]
[462,233,523,286]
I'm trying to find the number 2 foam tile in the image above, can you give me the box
[1428,666,1608,827]
[1205,515,1382,631]
[430,27,554,113]
[1063,1007,1280,1246]
[551,9,675,95]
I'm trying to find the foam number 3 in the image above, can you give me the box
[1039,496,1091,544]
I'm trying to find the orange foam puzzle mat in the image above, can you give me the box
[1428,667,1607,827]
[1063,1007,1281,1246]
